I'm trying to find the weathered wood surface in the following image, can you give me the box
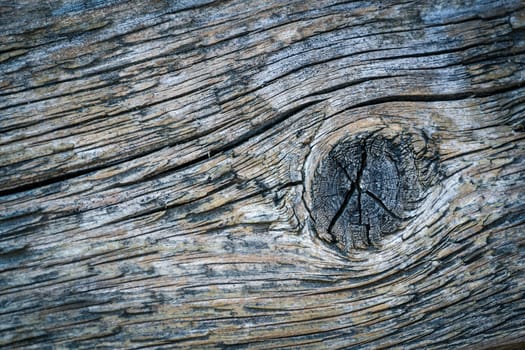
[1,0,525,348]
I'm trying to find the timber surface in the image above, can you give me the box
[1,0,525,349]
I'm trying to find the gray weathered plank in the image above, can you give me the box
[1,0,524,348]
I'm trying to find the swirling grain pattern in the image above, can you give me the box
[0,0,524,349]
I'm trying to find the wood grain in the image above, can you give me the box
[310,131,434,252]
[1,0,524,348]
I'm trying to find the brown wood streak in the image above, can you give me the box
[0,0,524,348]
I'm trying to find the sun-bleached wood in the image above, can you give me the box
[1,0,524,349]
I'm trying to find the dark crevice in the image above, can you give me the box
[327,182,356,235]
[335,159,354,182]
[356,188,362,225]
[0,158,126,197]
[311,132,432,252]
[338,81,525,113]
[0,99,323,197]
[134,99,325,184]
[0,4,345,109]
[305,75,396,98]
[364,222,371,246]
[356,141,367,225]
[365,190,403,221]
[356,141,368,190]
[259,47,392,89]
[0,243,29,257]
[90,250,159,266]
[369,39,504,63]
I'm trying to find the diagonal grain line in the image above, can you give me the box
[136,98,326,184]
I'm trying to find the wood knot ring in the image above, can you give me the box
[310,132,431,253]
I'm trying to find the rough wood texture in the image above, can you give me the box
[310,131,435,252]
[1,0,524,348]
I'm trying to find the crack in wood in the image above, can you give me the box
[310,132,435,252]
[1,0,524,348]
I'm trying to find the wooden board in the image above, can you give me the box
[1,0,524,348]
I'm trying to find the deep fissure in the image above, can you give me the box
[310,132,434,252]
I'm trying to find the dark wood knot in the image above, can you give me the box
[310,132,437,253]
